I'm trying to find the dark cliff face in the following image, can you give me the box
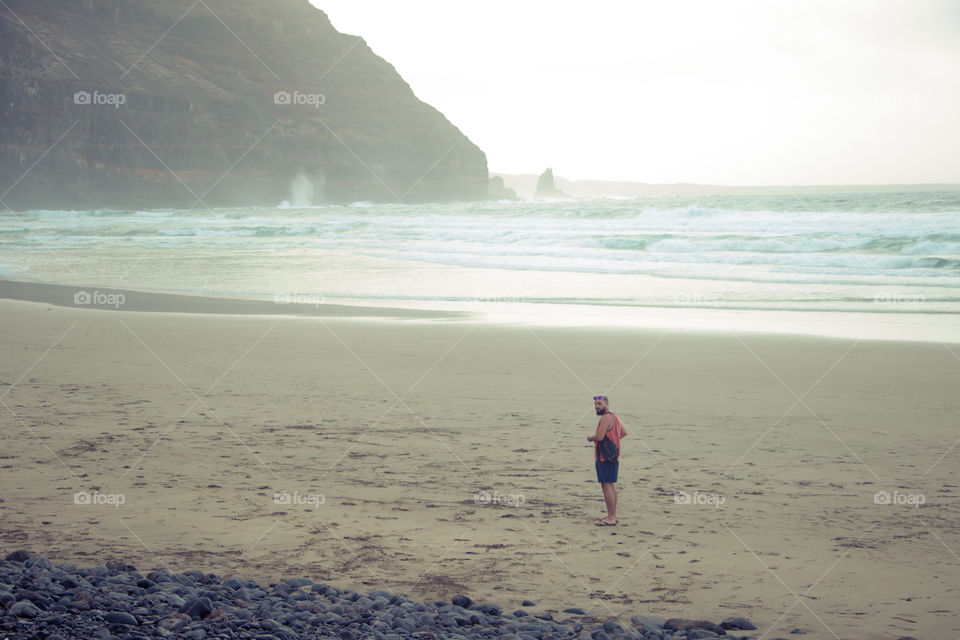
[0,0,489,210]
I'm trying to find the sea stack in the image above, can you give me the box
[534,167,566,198]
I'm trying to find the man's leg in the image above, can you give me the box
[600,482,617,523]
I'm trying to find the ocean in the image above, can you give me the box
[2,190,959,339]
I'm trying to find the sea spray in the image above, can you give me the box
[279,170,325,208]
[290,172,314,207]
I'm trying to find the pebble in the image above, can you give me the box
[181,596,214,619]
[720,615,758,630]
[9,601,40,618]
[664,618,726,634]
[0,551,766,640]
[452,594,473,608]
[5,550,30,563]
[102,611,137,625]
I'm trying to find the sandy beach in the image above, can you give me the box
[1,285,958,639]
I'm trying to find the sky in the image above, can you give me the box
[313,0,960,186]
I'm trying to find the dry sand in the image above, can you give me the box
[1,289,958,639]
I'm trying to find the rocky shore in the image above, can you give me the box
[0,550,781,640]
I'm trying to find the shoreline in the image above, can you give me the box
[2,277,958,344]
[0,278,470,321]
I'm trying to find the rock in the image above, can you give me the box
[534,168,567,198]
[147,570,172,583]
[394,618,418,633]
[24,556,52,570]
[105,559,132,572]
[664,618,726,635]
[14,588,49,607]
[59,577,79,589]
[559,619,583,633]
[720,616,757,631]
[103,611,138,625]
[181,596,214,619]
[790,629,809,634]
[472,603,501,616]
[452,594,473,608]
[156,613,192,632]
[632,615,666,630]
[0,551,775,640]
[224,577,245,590]
[521,599,536,607]
[9,600,41,617]
[165,593,186,607]
[205,608,228,622]
[4,550,30,562]
[488,176,518,200]
[285,577,312,588]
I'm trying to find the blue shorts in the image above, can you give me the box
[596,460,619,483]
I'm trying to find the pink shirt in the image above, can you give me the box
[594,412,622,462]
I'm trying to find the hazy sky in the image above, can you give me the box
[314,0,960,185]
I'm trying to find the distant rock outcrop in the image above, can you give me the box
[534,168,566,198]
[487,175,517,200]
[0,0,489,209]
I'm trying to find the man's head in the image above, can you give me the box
[594,395,609,415]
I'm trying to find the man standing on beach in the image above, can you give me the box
[587,395,626,526]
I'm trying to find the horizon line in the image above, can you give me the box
[491,172,960,190]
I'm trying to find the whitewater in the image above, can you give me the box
[2,190,959,338]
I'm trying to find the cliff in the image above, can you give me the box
[0,0,489,209]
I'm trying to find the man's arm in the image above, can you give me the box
[587,415,614,442]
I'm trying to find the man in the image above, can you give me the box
[586,395,626,526]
